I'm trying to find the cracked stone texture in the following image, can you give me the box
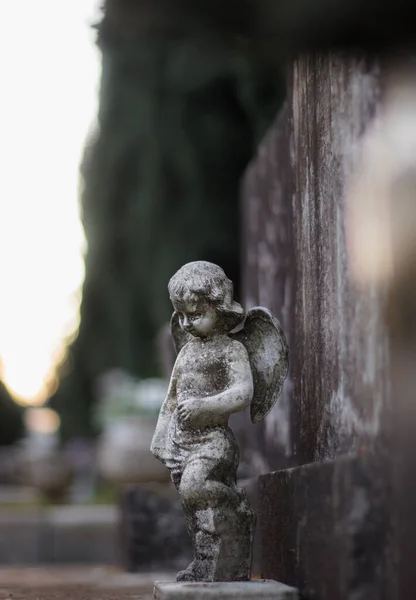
[242,53,402,600]
[242,54,392,473]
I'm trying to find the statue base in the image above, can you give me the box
[153,580,298,599]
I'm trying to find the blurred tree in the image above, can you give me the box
[50,0,284,442]
[0,380,24,446]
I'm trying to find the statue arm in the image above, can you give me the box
[209,343,253,415]
[150,367,178,462]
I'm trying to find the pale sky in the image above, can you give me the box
[0,1,101,404]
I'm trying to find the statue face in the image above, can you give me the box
[172,297,218,338]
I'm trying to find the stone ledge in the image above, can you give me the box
[0,505,118,564]
[153,580,298,599]
[259,455,393,600]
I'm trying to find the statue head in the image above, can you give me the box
[168,261,244,337]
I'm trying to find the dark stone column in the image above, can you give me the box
[240,71,295,473]
[241,52,399,598]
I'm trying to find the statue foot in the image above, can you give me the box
[176,561,200,582]
[176,560,215,582]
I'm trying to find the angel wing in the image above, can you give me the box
[231,307,289,423]
[170,311,192,355]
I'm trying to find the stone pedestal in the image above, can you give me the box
[184,499,255,582]
[153,580,298,599]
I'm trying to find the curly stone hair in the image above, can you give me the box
[168,261,245,331]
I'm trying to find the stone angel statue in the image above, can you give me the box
[150,261,289,583]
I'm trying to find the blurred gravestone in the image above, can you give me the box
[65,438,96,504]
[119,484,192,572]
[95,372,169,484]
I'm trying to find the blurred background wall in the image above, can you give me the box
[0,0,284,446]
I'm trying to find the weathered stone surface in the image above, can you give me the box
[150,261,288,582]
[243,54,390,467]
[241,52,402,599]
[291,54,390,463]
[242,91,295,472]
[259,456,394,600]
[153,580,298,599]
[239,478,261,576]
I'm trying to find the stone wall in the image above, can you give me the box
[242,54,390,470]
[241,53,398,599]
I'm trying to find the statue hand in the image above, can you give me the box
[178,399,208,427]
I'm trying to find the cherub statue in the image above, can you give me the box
[150,261,288,582]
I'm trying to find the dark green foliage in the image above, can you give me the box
[50,2,285,442]
[0,381,25,446]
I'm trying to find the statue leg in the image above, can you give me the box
[176,456,255,582]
